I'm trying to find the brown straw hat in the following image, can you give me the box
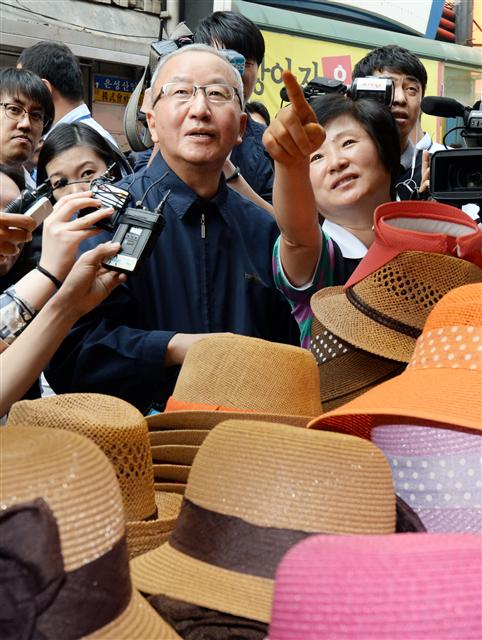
[309,283,482,439]
[130,419,396,623]
[311,315,406,411]
[311,251,482,363]
[7,393,182,559]
[0,426,180,639]
[147,334,321,432]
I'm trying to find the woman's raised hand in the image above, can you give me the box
[263,70,325,166]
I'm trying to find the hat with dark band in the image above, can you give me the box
[0,426,180,639]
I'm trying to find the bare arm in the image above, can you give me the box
[0,242,126,415]
[262,70,325,287]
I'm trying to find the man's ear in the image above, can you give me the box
[146,109,159,144]
[236,111,248,146]
[41,79,54,95]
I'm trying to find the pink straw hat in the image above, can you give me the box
[268,533,482,640]
[345,200,482,289]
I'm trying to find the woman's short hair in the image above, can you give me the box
[311,94,401,199]
[36,123,131,186]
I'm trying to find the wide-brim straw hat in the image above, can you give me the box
[147,334,321,432]
[309,283,482,439]
[345,200,482,289]
[311,251,482,363]
[7,393,182,559]
[310,315,405,411]
[130,419,397,624]
[1,426,180,639]
[267,533,482,640]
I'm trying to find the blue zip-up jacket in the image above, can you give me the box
[45,154,296,412]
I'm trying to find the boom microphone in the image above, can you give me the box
[421,96,466,119]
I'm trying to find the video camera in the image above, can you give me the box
[280,76,394,107]
[421,96,482,208]
[124,22,194,152]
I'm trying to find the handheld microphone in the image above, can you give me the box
[421,96,466,119]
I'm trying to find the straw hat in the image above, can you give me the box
[7,393,182,559]
[130,419,397,623]
[309,283,482,439]
[311,251,482,363]
[147,334,321,432]
[0,426,180,639]
[267,533,482,640]
[345,200,482,289]
[311,315,405,411]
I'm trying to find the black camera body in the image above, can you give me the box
[422,97,482,208]
[280,76,393,107]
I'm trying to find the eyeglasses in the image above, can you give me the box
[152,83,242,108]
[0,102,49,127]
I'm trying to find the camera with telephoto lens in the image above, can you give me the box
[422,97,482,208]
[280,76,394,107]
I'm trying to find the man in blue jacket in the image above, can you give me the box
[45,44,295,413]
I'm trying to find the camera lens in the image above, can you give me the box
[449,160,482,191]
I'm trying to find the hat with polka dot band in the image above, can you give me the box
[267,533,482,640]
[310,315,405,412]
[372,421,481,533]
[308,283,482,438]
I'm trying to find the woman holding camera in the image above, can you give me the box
[263,70,400,347]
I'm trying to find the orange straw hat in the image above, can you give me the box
[7,393,182,559]
[0,426,180,639]
[130,419,397,624]
[308,283,482,439]
[310,251,482,363]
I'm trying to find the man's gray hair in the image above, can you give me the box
[150,43,245,108]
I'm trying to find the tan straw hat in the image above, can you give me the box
[311,251,482,363]
[130,419,396,623]
[311,315,406,411]
[7,393,182,559]
[0,426,180,639]
[309,283,482,439]
[147,334,321,432]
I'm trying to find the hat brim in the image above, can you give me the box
[147,411,311,431]
[151,445,198,465]
[311,287,416,363]
[126,491,182,559]
[308,367,482,438]
[154,482,186,495]
[130,541,274,624]
[86,587,180,639]
[344,238,399,289]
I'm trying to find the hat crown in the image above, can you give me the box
[7,393,157,522]
[352,251,482,330]
[172,334,322,416]
[185,420,395,534]
[0,426,124,572]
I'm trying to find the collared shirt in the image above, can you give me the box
[46,103,118,147]
[45,153,295,412]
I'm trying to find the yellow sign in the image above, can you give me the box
[255,30,440,139]
[94,88,131,105]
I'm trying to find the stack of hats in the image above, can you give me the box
[268,533,482,639]
[130,418,422,635]
[311,201,482,410]
[0,426,181,638]
[7,393,182,558]
[148,334,322,493]
[309,283,482,533]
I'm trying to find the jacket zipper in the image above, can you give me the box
[201,213,206,238]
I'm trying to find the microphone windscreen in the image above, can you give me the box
[421,96,465,118]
